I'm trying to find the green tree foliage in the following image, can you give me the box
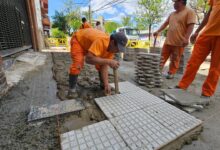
[66,10,82,33]
[135,0,169,40]
[63,0,82,33]
[189,0,210,24]
[51,0,85,35]
[104,21,120,34]
[121,16,133,27]
[51,28,67,38]
[52,11,68,33]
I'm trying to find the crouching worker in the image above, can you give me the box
[68,28,128,98]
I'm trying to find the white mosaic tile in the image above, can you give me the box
[95,90,164,118]
[110,110,177,150]
[95,93,141,118]
[143,102,202,136]
[60,120,129,150]
[110,81,142,94]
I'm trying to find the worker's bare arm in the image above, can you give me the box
[100,65,111,95]
[183,23,195,46]
[191,7,212,43]
[85,52,119,69]
[153,18,169,36]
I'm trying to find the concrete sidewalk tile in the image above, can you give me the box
[110,110,176,150]
[60,120,129,150]
[143,102,202,136]
[95,90,163,118]
[28,99,85,122]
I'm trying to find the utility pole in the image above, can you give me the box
[88,0,92,24]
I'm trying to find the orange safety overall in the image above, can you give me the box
[178,0,220,96]
[69,28,114,75]
[161,7,196,74]
[161,45,184,74]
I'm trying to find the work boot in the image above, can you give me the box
[166,73,174,79]
[98,71,104,89]
[67,74,78,99]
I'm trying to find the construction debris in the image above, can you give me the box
[135,52,163,88]
[161,89,209,113]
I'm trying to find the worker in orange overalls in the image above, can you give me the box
[68,28,128,98]
[80,17,92,29]
[177,0,220,98]
[153,0,196,79]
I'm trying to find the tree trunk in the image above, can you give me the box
[148,24,152,42]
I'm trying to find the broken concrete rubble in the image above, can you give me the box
[161,89,209,113]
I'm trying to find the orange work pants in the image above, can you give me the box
[178,36,220,96]
[161,44,184,75]
[69,37,85,75]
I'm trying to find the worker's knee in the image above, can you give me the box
[70,61,84,75]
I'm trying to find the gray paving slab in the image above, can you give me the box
[60,120,129,150]
[28,99,85,121]
[161,89,211,106]
[110,81,143,94]
[110,110,177,150]
[143,102,202,136]
[95,90,164,118]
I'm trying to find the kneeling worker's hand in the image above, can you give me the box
[104,84,111,95]
[109,60,120,69]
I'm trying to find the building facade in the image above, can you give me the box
[0,0,50,55]
[0,0,50,97]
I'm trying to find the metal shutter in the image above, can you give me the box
[0,0,32,51]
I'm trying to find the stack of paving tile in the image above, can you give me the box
[149,47,161,54]
[135,52,163,88]
[123,48,135,61]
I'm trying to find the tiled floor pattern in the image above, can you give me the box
[143,102,202,136]
[110,81,143,94]
[110,110,177,150]
[61,82,202,150]
[95,89,163,118]
[60,121,129,150]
